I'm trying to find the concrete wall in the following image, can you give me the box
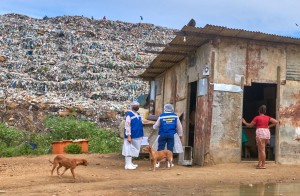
[245,42,286,84]
[214,38,246,85]
[210,38,300,164]
[210,90,243,163]
[279,81,300,164]
[209,38,287,163]
[214,38,286,84]
[278,44,300,164]
[209,38,245,163]
[187,43,211,83]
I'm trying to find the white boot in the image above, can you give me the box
[131,157,138,167]
[131,162,138,168]
[125,157,136,170]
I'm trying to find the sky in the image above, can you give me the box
[1,0,300,38]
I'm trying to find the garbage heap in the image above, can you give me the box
[0,13,175,131]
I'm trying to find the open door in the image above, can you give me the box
[187,81,197,147]
[242,83,277,161]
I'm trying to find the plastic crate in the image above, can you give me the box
[178,146,193,166]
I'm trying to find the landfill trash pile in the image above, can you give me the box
[0,13,175,131]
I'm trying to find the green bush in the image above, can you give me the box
[0,124,24,147]
[88,128,122,153]
[18,143,32,155]
[64,143,82,154]
[0,116,123,157]
[0,141,6,151]
[45,115,122,153]
[29,132,52,155]
[1,147,17,157]
[45,116,97,141]
[0,143,30,157]
[0,123,53,157]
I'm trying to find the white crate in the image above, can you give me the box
[178,146,193,166]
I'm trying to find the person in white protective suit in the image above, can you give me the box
[122,101,144,170]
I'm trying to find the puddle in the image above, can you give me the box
[210,182,300,196]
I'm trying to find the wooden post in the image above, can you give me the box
[275,66,281,164]
[173,72,177,110]
[185,76,190,146]
[240,76,245,162]
[162,76,165,112]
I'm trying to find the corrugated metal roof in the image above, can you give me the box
[140,24,300,79]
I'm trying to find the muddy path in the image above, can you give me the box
[0,153,299,195]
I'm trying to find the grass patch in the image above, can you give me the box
[0,115,122,157]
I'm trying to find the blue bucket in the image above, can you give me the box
[30,143,37,150]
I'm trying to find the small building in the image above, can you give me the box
[141,24,300,165]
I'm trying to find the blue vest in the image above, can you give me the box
[158,112,178,136]
[124,111,144,139]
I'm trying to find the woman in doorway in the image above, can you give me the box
[242,105,278,169]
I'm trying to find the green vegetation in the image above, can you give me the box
[0,124,24,147]
[0,116,122,157]
[0,123,50,157]
[45,116,95,141]
[64,143,82,154]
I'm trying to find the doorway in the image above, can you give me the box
[242,83,277,161]
[187,81,197,147]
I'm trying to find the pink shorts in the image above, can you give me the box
[256,128,270,139]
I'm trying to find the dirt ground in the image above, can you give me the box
[1,153,300,196]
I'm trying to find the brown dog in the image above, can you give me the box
[143,145,173,171]
[49,155,87,179]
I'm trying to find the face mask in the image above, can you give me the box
[132,106,139,111]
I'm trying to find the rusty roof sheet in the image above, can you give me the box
[141,24,300,79]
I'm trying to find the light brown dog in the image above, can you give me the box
[143,145,173,171]
[49,155,87,179]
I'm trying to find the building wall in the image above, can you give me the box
[154,60,188,141]
[164,68,176,104]
[214,38,286,84]
[245,42,286,85]
[187,43,212,165]
[209,38,245,163]
[278,44,300,164]
[154,37,300,165]
[210,38,287,163]
[175,62,188,140]
[279,80,300,164]
[214,38,246,85]
[187,43,211,83]
[154,76,164,115]
[210,90,242,163]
